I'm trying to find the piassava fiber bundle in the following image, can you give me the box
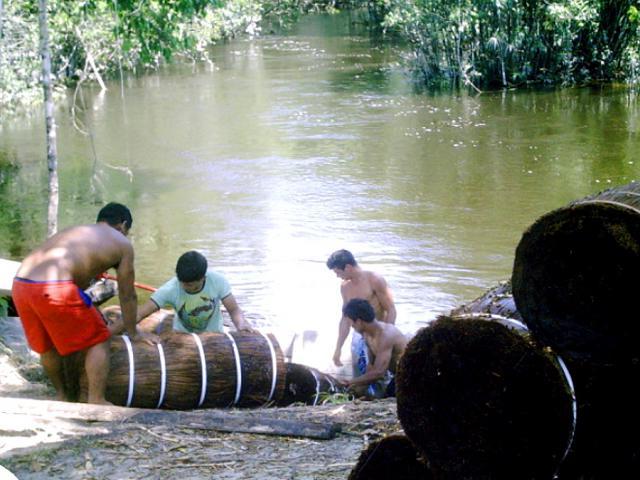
[278,363,346,406]
[79,331,285,409]
[449,280,521,321]
[348,434,433,480]
[512,181,640,478]
[512,181,640,362]
[396,315,575,480]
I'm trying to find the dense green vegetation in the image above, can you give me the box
[0,0,337,112]
[2,0,640,112]
[377,0,640,89]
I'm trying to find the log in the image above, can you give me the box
[101,305,174,335]
[129,410,341,440]
[396,315,575,480]
[0,396,137,422]
[0,396,341,440]
[85,279,117,306]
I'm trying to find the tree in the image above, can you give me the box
[38,0,58,236]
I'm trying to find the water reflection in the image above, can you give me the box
[1,14,639,374]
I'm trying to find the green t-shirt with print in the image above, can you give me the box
[150,271,231,333]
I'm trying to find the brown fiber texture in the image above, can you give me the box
[348,434,433,480]
[396,316,574,480]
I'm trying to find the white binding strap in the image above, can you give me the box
[122,335,135,407]
[259,331,278,402]
[556,355,577,466]
[326,375,336,394]
[191,333,208,408]
[225,332,242,405]
[156,343,167,409]
[309,368,321,406]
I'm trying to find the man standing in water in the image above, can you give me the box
[326,249,396,392]
[341,298,406,397]
[12,203,158,404]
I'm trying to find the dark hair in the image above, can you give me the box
[326,249,357,270]
[96,202,133,228]
[176,251,208,282]
[343,298,375,323]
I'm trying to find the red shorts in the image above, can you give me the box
[12,278,111,355]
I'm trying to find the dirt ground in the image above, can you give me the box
[0,320,403,480]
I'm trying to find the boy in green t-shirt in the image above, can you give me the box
[136,251,253,333]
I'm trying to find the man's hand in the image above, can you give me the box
[238,324,256,333]
[333,350,343,367]
[129,330,160,345]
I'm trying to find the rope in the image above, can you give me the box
[225,332,242,406]
[121,335,135,407]
[191,333,208,408]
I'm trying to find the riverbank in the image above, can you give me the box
[0,322,401,479]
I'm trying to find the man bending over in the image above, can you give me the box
[12,203,158,404]
[342,298,406,398]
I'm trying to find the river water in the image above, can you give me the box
[1,13,639,373]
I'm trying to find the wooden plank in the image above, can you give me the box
[129,410,341,440]
[0,396,141,422]
[0,259,20,296]
[0,396,341,440]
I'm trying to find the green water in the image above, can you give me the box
[1,14,639,369]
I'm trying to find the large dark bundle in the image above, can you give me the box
[348,434,433,480]
[396,315,575,480]
[278,362,346,406]
[449,280,521,321]
[512,181,640,362]
[512,181,640,477]
[77,331,286,409]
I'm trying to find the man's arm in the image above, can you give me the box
[116,243,158,344]
[222,294,254,332]
[333,315,351,367]
[136,299,160,323]
[372,274,396,324]
[116,243,138,337]
[346,340,393,386]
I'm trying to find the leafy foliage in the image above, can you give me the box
[381,0,640,89]
[0,297,9,317]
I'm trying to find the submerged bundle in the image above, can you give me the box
[278,362,346,406]
[512,181,640,478]
[348,434,433,480]
[78,331,285,409]
[396,315,575,480]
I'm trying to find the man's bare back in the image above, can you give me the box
[17,223,133,289]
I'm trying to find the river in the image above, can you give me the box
[1,13,639,373]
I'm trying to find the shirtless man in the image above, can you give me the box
[12,203,158,404]
[326,249,396,368]
[341,298,406,397]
